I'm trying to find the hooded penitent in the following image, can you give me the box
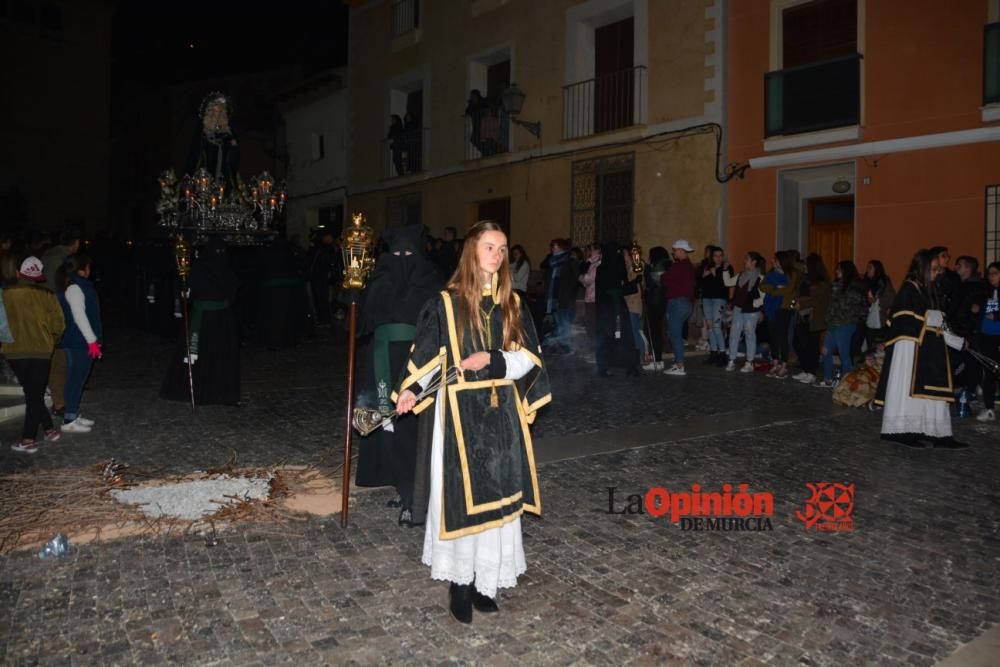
[361,224,443,335]
[355,224,444,513]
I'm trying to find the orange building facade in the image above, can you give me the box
[726,0,1000,280]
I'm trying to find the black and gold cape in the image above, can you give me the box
[875,279,953,405]
[393,289,551,539]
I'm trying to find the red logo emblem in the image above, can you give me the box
[796,483,854,532]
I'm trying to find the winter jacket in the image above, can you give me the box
[759,270,801,313]
[826,281,866,328]
[1,281,65,359]
[796,281,831,332]
[698,264,733,300]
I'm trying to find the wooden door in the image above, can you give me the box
[594,17,634,133]
[807,197,854,271]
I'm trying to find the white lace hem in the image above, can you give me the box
[421,552,526,598]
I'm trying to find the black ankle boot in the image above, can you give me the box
[449,583,473,623]
[930,436,969,450]
[880,433,926,448]
[471,588,499,613]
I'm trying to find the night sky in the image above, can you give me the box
[112,0,350,92]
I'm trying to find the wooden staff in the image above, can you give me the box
[341,299,358,527]
[339,212,376,528]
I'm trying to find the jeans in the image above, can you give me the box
[729,308,759,362]
[702,298,727,352]
[8,358,53,440]
[63,347,94,423]
[822,323,856,382]
[666,298,692,365]
[629,312,644,355]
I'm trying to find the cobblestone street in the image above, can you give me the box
[1,324,998,665]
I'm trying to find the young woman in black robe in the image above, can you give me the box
[160,238,242,406]
[394,221,551,624]
[356,223,443,526]
[875,249,967,448]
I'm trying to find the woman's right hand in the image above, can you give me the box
[396,389,417,415]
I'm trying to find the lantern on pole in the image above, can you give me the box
[339,213,377,527]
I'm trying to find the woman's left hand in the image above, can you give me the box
[460,351,491,372]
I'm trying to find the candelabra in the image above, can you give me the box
[156,168,287,245]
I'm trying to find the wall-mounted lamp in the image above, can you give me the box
[502,83,542,139]
[831,178,851,194]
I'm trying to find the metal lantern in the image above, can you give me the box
[629,240,644,274]
[341,213,376,289]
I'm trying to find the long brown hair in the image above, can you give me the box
[447,221,526,352]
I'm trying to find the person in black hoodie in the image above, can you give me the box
[356,223,443,527]
[161,238,242,406]
[641,246,670,371]
[594,243,639,377]
[954,256,988,402]
[699,246,734,366]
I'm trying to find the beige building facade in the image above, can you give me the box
[348,0,726,262]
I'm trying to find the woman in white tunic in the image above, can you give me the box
[395,221,551,623]
[875,249,967,449]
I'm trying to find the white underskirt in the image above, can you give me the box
[421,389,526,599]
[881,340,952,437]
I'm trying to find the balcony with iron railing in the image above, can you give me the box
[390,0,419,39]
[562,66,646,140]
[986,22,1000,106]
[383,127,426,180]
[464,106,510,160]
[764,53,861,138]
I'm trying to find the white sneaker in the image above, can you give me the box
[61,419,92,433]
[642,361,663,371]
[75,416,95,427]
[663,364,687,376]
[977,409,996,422]
[796,373,816,384]
[725,361,736,372]
[740,362,754,373]
[812,379,834,389]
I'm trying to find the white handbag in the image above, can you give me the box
[865,300,881,329]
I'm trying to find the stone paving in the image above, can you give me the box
[1,323,999,665]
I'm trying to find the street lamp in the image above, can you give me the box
[502,83,542,139]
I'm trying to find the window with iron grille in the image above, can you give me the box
[570,153,635,247]
[987,185,1000,266]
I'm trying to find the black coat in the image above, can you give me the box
[875,280,954,406]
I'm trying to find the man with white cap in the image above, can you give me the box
[659,240,697,376]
